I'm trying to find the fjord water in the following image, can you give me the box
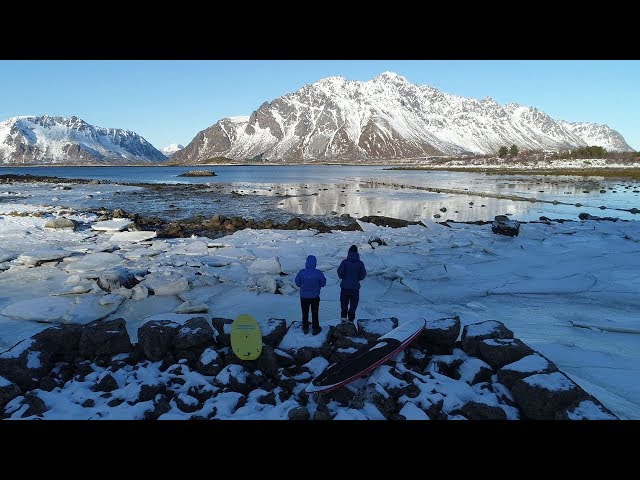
[1,165,639,222]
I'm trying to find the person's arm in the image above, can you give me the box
[337,260,345,279]
[359,261,367,280]
[295,270,302,287]
[320,271,326,288]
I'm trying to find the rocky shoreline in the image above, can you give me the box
[0,315,617,420]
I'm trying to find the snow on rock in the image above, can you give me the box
[497,354,558,389]
[421,316,461,347]
[511,372,589,420]
[1,294,120,324]
[477,338,535,369]
[399,401,429,420]
[461,320,514,356]
[558,400,618,420]
[91,219,133,232]
[256,318,287,346]
[78,318,132,361]
[356,317,399,340]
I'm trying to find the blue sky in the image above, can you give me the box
[0,60,637,150]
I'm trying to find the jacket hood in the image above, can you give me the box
[347,251,360,262]
[305,255,317,269]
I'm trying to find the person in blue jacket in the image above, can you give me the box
[295,255,327,335]
[337,245,367,322]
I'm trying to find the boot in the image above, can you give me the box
[302,322,309,335]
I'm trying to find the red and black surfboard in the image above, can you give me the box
[305,318,426,394]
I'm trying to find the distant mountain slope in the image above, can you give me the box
[0,115,166,164]
[161,144,184,157]
[172,72,633,164]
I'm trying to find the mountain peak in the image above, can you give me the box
[372,71,408,84]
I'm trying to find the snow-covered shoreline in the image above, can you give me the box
[0,199,639,419]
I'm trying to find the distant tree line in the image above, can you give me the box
[498,145,519,158]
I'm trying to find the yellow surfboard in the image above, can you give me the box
[231,314,263,361]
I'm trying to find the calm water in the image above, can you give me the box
[1,165,639,222]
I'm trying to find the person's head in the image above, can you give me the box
[348,245,358,254]
[305,255,317,269]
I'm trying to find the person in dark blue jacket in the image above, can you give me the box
[337,245,367,322]
[295,255,327,335]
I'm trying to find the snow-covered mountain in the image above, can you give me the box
[161,144,184,157]
[172,72,633,164]
[0,115,166,165]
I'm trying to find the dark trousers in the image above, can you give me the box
[300,296,320,329]
[340,288,359,321]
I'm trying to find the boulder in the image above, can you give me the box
[492,217,520,237]
[0,376,21,408]
[256,346,279,378]
[44,218,77,230]
[461,401,507,420]
[497,354,558,389]
[248,257,281,275]
[274,349,296,368]
[257,318,287,346]
[461,320,514,356]
[357,318,399,341]
[477,338,534,369]
[138,383,168,403]
[173,317,216,351]
[288,406,310,420]
[137,320,177,362]
[511,372,590,420]
[39,376,59,392]
[457,357,494,385]
[32,324,83,363]
[98,266,142,292]
[93,373,119,392]
[79,318,132,361]
[0,338,52,391]
[422,316,461,347]
[21,392,47,418]
[175,393,200,413]
[211,317,234,347]
[258,391,276,406]
[313,411,332,421]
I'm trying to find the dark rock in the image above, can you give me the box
[93,373,118,392]
[461,401,507,420]
[79,318,132,361]
[277,377,297,392]
[511,372,590,420]
[173,317,215,351]
[32,324,83,363]
[107,398,124,407]
[421,316,461,347]
[211,317,234,347]
[138,383,168,402]
[320,387,356,406]
[81,399,95,408]
[0,338,52,391]
[44,218,77,230]
[329,320,359,340]
[233,395,248,413]
[357,317,399,341]
[329,348,358,364]
[492,217,520,237]
[112,208,128,218]
[0,378,21,408]
[74,360,94,381]
[333,335,368,350]
[288,406,310,420]
[174,350,199,368]
[497,354,558,389]
[461,320,514,356]
[313,411,331,421]
[98,266,142,292]
[350,383,395,419]
[274,349,296,368]
[426,399,445,420]
[358,216,423,228]
[256,346,279,377]
[431,358,463,379]
[38,376,59,392]
[368,235,387,247]
[175,394,200,413]
[22,392,47,417]
[137,320,177,362]
[144,394,171,420]
[477,338,535,369]
[259,391,276,406]
[296,346,320,365]
[257,318,287,346]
